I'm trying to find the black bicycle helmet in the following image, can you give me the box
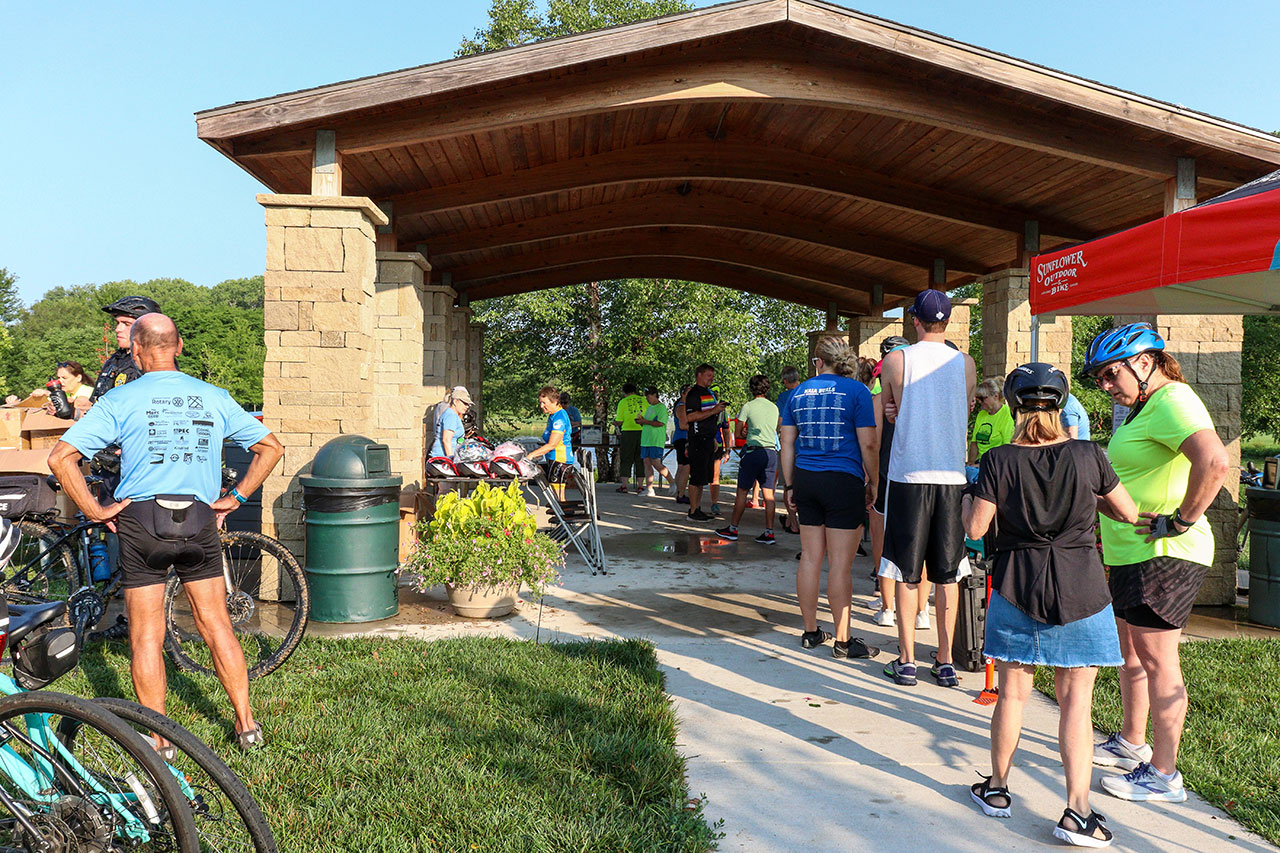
[1003,362,1068,412]
[101,295,160,319]
[880,336,910,357]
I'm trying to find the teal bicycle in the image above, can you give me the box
[0,596,199,851]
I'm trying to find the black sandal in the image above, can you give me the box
[969,775,1012,818]
[1053,808,1112,848]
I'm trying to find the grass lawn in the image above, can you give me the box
[1035,638,1280,845]
[59,636,721,853]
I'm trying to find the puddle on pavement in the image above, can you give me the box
[608,532,745,560]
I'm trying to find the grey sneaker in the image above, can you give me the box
[1094,733,1152,771]
[884,659,917,686]
[1100,762,1186,803]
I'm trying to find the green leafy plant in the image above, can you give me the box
[401,481,564,596]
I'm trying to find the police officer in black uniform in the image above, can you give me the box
[91,296,161,403]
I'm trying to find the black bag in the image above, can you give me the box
[952,559,989,673]
[0,475,57,519]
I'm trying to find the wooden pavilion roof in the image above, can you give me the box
[196,0,1280,315]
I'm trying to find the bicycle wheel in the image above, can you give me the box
[65,698,278,853]
[3,519,79,622]
[0,690,199,852]
[164,531,310,680]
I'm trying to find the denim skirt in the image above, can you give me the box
[984,591,1122,668]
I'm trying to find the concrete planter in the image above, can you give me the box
[446,582,520,618]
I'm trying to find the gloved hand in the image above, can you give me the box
[1141,512,1187,541]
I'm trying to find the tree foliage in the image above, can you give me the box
[1243,315,1280,439]
[458,0,691,55]
[0,276,265,407]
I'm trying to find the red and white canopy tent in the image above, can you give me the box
[1030,169,1280,316]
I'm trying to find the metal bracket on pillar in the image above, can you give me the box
[932,259,946,288]
[311,130,341,197]
[414,243,430,262]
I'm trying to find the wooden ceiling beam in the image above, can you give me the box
[459,257,867,313]
[226,51,1267,186]
[439,228,916,298]
[385,140,1089,241]
[407,189,989,275]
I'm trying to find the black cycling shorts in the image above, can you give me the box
[673,438,689,466]
[116,500,223,590]
[791,468,866,530]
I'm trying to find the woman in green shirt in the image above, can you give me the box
[1081,323,1230,806]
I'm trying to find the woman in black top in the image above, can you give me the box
[962,363,1137,849]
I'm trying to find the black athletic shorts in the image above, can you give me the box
[115,499,223,590]
[878,480,968,585]
[1109,557,1208,630]
[791,468,866,530]
[673,438,689,466]
[687,438,716,487]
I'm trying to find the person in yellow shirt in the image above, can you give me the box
[967,378,1014,477]
[613,382,647,493]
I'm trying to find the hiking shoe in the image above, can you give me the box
[1053,808,1113,848]
[800,628,831,649]
[688,509,714,521]
[884,659,917,686]
[970,775,1012,819]
[833,638,879,659]
[675,495,690,505]
[873,607,896,628]
[930,662,960,688]
[754,531,776,545]
[1100,763,1186,803]
[1094,733,1152,771]
[715,525,739,541]
[915,608,931,630]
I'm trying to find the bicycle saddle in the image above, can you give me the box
[7,601,68,645]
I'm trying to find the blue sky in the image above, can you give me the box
[2,0,1277,306]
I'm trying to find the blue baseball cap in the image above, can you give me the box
[907,289,951,323]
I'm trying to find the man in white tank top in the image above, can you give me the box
[878,290,976,688]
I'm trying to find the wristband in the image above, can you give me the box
[784,485,794,491]
[1173,509,1197,529]
[230,487,248,505]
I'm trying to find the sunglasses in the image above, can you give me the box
[1092,361,1129,388]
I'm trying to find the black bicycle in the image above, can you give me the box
[4,475,309,680]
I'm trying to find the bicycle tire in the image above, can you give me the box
[71,698,278,853]
[163,530,310,681]
[3,519,79,624]
[0,690,200,852]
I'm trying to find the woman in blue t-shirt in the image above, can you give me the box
[527,385,574,498]
[780,336,879,659]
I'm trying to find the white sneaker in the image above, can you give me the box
[1100,762,1187,803]
[644,487,657,498]
[1093,733,1153,771]
[915,608,931,630]
[873,608,896,627]
[862,597,884,611]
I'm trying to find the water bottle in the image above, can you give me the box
[88,533,112,583]
[45,378,74,419]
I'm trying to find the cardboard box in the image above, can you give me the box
[0,408,24,450]
[20,410,72,450]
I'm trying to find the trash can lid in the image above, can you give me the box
[299,435,403,488]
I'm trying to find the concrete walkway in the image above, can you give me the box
[336,490,1273,852]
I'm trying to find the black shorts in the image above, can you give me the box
[1109,557,1208,630]
[673,438,689,466]
[687,439,716,487]
[116,500,223,590]
[879,480,968,584]
[792,468,866,530]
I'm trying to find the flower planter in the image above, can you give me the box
[446,582,521,618]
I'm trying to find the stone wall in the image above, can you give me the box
[259,194,387,564]
[1114,313,1244,605]
[373,252,432,489]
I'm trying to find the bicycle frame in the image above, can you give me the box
[0,672,162,843]
[7,516,101,596]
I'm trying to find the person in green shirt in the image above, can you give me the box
[968,378,1015,470]
[716,375,781,544]
[636,386,673,498]
[613,382,647,493]
[1080,322,1230,806]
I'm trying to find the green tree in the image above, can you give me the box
[0,268,25,326]
[1242,314,1280,439]
[458,0,691,55]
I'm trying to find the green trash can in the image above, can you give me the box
[300,436,402,623]
[1247,486,1280,628]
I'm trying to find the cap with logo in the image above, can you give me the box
[906,289,951,323]
[449,386,474,406]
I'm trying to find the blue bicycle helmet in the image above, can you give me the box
[1080,322,1165,378]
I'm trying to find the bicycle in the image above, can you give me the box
[4,473,309,680]
[0,597,200,851]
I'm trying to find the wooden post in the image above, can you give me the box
[311,130,342,196]
[1165,157,1197,214]
[1017,219,1040,268]
[826,301,838,330]
[932,258,946,288]
[871,284,884,317]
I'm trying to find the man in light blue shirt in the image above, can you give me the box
[49,314,283,751]
[1060,392,1092,440]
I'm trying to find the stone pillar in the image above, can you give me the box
[373,252,432,490]
[1115,313,1243,605]
[981,269,1072,378]
[851,316,899,360]
[423,283,459,420]
[259,194,387,562]
[947,298,975,354]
